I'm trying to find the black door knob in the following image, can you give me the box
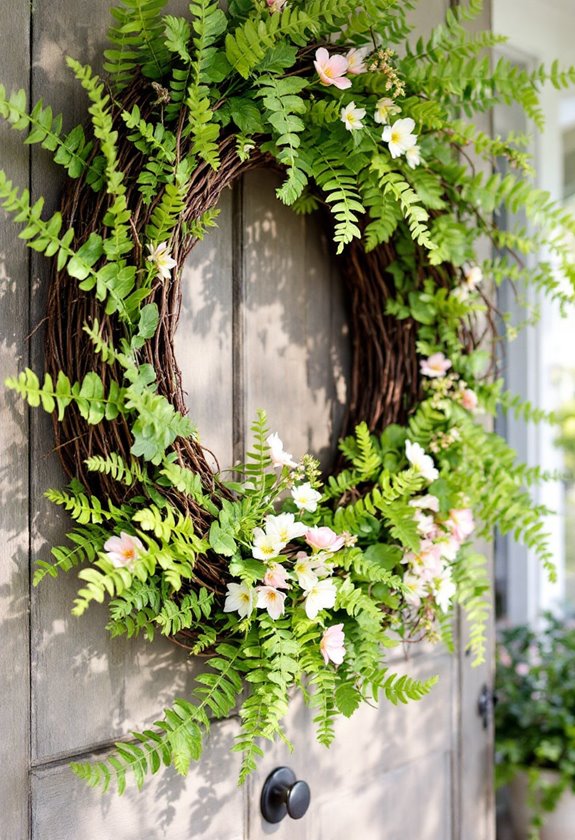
[477,683,498,730]
[260,766,311,823]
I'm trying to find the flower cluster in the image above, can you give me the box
[418,352,479,415]
[313,46,420,168]
[402,496,475,615]
[217,431,351,666]
[224,515,348,662]
[367,47,406,98]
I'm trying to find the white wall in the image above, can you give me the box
[493,0,575,622]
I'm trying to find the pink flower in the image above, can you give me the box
[103,531,144,568]
[418,544,444,581]
[266,0,286,10]
[313,47,351,89]
[264,562,291,590]
[446,508,475,543]
[420,352,452,378]
[320,624,346,666]
[345,46,370,75]
[515,662,530,677]
[461,388,478,411]
[403,541,443,581]
[256,586,287,620]
[305,526,345,553]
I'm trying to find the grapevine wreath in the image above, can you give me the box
[2,0,575,792]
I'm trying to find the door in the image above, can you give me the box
[0,1,495,837]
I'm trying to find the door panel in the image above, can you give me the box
[243,170,349,468]
[177,189,235,467]
[31,717,244,840]
[247,649,455,840]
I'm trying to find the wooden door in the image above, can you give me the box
[0,1,495,837]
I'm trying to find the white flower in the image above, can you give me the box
[433,569,456,613]
[224,582,255,618]
[309,552,335,578]
[409,494,440,513]
[345,46,371,75]
[265,512,307,543]
[256,586,287,620]
[413,509,436,539]
[341,101,366,132]
[382,117,418,159]
[266,432,297,469]
[146,241,177,282]
[374,97,401,125]
[303,578,337,619]
[463,264,483,291]
[406,144,422,169]
[251,526,285,561]
[405,440,439,482]
[291,482,322,513]
[403,571,428,608]
[436,535,460,562]
[454,265,483,301]
[294,552,319,590]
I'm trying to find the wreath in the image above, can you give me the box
[2,0,573,793]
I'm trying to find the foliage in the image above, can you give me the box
[495,616,575,837]
[0,0,573,796]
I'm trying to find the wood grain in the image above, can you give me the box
[31,717,245,840]
[242,169,349,471]
[0,1,31,835]
[177,189,235,469]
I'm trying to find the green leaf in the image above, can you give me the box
[209,522,237,557]
[137,303,159,339]
[335,683,362,717]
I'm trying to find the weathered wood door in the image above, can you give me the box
[0,1,495,837]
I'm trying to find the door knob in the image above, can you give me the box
[477,683,498,730]
[260,766,311,823]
